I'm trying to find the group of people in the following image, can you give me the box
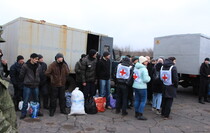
[114,55,178,120]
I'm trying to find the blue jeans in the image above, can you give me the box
[152,93,162,110]
[21,86,39,115]
[99,80,111,106]
[134,88,147,113]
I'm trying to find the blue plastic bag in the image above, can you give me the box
[110,94,116,109]
[30,102,40,118]
[65,92,72,108]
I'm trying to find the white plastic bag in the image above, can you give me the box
[69,87,86,115]
[18,101,30,111]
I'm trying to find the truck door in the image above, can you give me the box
[99,36,113,59]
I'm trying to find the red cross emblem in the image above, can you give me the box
[120,69,126,76]
[162,74,168,81]
[133,73,138,80]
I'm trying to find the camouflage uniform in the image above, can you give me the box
[0,53,17,132]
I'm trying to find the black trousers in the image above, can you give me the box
[83,82,96,100]
[39,83,49,108]
[13,85,23,111]
[50,86,66,112]
[128,86,133,106]
[116,83,128,113]
[199,79,209,100]
[147,82,153,101]
[161,97,173,117]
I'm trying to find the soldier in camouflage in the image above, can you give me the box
[0,49,17,132]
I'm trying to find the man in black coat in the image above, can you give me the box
[96,51,111,108]
[10,55,25,111]
[160,57,178,119]
[38,54,49,109]
[198,58,210,104]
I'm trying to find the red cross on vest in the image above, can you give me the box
[120,69,126,76]
[162,74,168,81]
[133,73,138,80]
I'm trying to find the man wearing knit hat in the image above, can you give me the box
[19,53,43,119]
[96,51,111,108]
[10,55,25,111]
[81,49,97,99]
[45,53,70,116]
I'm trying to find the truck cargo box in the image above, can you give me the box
[153,34,210,75]
[1,17,113,73]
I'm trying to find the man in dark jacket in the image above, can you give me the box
[19,53,42,119]
[38,54,49,109]
[198,58,210,104]
[75,54,86,93]
[10,55,24,111]
[114,57,133,116]
[146,56,154,105]
[81,49,97,99]
[160,57,178,119]
[96,51,111,108]
[45,53,70,116]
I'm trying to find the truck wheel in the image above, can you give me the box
[66,76,76,92]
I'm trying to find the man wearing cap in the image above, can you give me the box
[10,55,25,111]
[38,54,49,109]
[96,51,111,108]
[45,53,70,116]
[19,53,42,119]
[198,57,210,104]
[81,49,98,99]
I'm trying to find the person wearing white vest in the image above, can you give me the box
[160,57,178,120]
[114,57,132,116]
[132,56,151,120]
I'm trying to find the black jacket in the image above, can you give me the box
[10,62,24,87]
[39,62,48,86]
[19,60,42,88]
[75,59,83,82]
[162,59,178,98]
[152,63,163,93]
[80,55,97,83]
[96,57,111,80]
[199,62,210,80]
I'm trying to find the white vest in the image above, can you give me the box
[160,66,174,86]
[133,69,142,83]
[116,64,131,79]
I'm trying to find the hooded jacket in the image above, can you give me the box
[132,62,151,89]
[161,59,178,98]
[19,60,41,88]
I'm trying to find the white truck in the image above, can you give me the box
[1,17,116,90]
[153,34,210,94]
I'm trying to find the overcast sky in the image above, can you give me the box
[1,0,210,50]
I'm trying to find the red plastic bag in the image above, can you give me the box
[94,97,106,112]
